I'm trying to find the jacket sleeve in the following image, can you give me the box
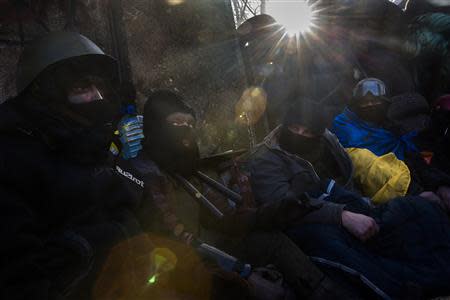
[249,154,291,205]
[250,152,344,225]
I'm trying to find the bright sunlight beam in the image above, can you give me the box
[266,0,314,36]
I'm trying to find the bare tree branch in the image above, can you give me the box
[231,0,264,27]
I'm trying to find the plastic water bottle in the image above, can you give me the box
[118,105,144,160]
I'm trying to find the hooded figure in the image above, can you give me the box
[13,31,121,163]
[143,90,199,176]
[0,32,143,299]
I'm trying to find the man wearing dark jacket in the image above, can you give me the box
[0,32,144,299]
[250,98,384,242]
[249,96,450,298]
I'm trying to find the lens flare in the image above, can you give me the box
[147,247,178,286]
[148,275,157,285]
[266,0,314,36]
[166,0,184,5]
[235,86,267,126]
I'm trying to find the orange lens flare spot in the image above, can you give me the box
[235,86,267,125]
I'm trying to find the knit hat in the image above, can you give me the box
[388,93,430,133]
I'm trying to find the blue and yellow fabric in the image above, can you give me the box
[347,148,410,204]
[332,109,417,203]
[333,109,418,160]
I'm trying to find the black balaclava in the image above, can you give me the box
[278,97,327,161]
[349,95,390,125]
[143,90,199,176]
[279,127,324,162]
[26,61,120,164]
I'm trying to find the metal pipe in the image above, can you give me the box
[195,171,242,204]
[174,174,224,219]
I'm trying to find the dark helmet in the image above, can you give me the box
[16,31,117,95]
[237,14,279,37]
[237,14,285,54]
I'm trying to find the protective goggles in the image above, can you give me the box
[353,78,387,98]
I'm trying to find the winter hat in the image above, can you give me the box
[388,93,430,133]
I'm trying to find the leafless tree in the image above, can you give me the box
[231,0,266,27]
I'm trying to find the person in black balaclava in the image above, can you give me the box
[28,58,120,164]
[250,96,373,237]
[278,99,329,164]
[143,90,199,177]
[0,32,145,299]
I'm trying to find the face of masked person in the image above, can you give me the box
[146,112,199,176]
[279,124,324,162]
[62,78,119,162]
[351,95,390,125]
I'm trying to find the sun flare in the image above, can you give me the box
[266,0,315,36]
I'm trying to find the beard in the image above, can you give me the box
[145,125,200,176]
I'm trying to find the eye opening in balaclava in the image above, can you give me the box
[143,90,199,176]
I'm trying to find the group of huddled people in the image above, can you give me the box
[2,1,450,300]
